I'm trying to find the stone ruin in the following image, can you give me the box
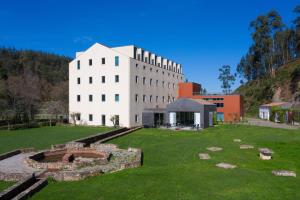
[258,148,274,160]
[23,142,142,181]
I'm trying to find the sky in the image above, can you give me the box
[0,0,299,92]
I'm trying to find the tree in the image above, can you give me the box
[70,112,80,125]
[294,5,300,56]
[45,101,65,126]
[218,65,236,94]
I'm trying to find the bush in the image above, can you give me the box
[0,120,56,130]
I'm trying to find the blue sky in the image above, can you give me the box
[0,0,299,92]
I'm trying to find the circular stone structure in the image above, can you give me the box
[24,143,142,181]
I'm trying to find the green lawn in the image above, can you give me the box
[0,181,14,192]
[29,125,300,200]
[0,125,113,154]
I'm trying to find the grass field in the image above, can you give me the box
[0,125,113,154]
[26,125,300,200]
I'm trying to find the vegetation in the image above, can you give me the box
[0,126,113,154]
[0,181,14,192]
[0,48,71,125]
[236,58,300,115]
[22,126,300,200]
[218,65,236,94]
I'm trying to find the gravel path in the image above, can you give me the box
[0,153,39,174]
[243,118,299,130]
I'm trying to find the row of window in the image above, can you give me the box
[135,64,183,80]
[135,76,177,89]
[135,53,181,73]
[76,56,119,70]
[216,103,224,108]
[77,114,139,124]
[203,98,224,101]
[77,75,119,84]
[135,94,175,103]
[77,94,119,102]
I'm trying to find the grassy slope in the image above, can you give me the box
[0,126,113,154]
[31,126,300,200]
[236,59,300,116]
[0,181,14,192]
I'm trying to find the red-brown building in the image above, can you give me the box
[178,82,244,122]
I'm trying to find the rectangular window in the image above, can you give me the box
[89,77,92,84]
[162,81,165,87]
[150,79,152,86]
[150,95,152,102]
[89,95,93,102]
[77,60,80,70]
[135,114,138,123]
[77,95,81,102]
[115,94,119,102]
[137,54,141,60]
[158,63,160,67]
[143,77,146,85]
[77,114,81,121]
[162,96,165,102]
[101,115,106,125]
[89,114,93,121]
[135,76,139,84]
[115,75,119,83]
[77,77,80,84]
[156,80,158,86]
[102,76,105,83]
[115,56,119,66]
[135,94,138,102]
[89,59,92,66]
[102,58,105,64]
[143,95,146,102]
[156,96,158,102]
[101,94,106,102]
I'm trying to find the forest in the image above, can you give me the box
[0,48,70,125]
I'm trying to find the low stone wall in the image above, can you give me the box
[0,150,21,161]
[12,178,48,200]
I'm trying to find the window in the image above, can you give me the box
[77,77,80,84]
[77,60,80,70]
[151,59,154,65]
[77,114,81,121]
[136,64,138,68]
[143,77,146,85]
[216,103,224,108]
[89,114,93,121]
[164,65,166,69]
[173,83,175,89]
[172,97,175,102]
[89,59,92,66]
[101,94,106,102]
[168,82,170,89]
[89,95,93,102]
[156,69,158,73]
[150,95,152,102]
[89,77,93,84]
[115,115,119,126]
[77,95,81,102]
[135,76,139,84]
[102,76,105,83]
[156,96,158,102]
[168,73,170,76]
[101,115,106,126]
[115,75,119,83]
[156,80,158,86]
[162,81,165,87]
[145,57,148,63]
[150,78,152,86]
[158,63,161,67]
[162,96,165,102]
[135,94,138,102]
[101,58,105,64]
[150,68,152,72]
[135,114,138,123]
[115,94,119,102]
[115,56,119,66]
[173,74,175,78]
[137,54,141,60]
[143,65,146,70]
[143,95,146,102]
[162,71,165,75]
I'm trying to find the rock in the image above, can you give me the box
[216,163,236,169]
[206,147,223,152]
[259,148,274,154]
[233,139,241,143]
[272,170,296,177]
[240,144,254,149]
[198,153,211,160]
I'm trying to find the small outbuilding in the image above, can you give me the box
[165,98,216,128]
[259,102,292,121]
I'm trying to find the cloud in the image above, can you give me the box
[73,36,94,44]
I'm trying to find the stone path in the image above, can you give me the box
[198,153,211,160]
[243,118,299,130]
[233,139,241,143]
[272,170,296,177]
[0,153,39,174]
[206,147,223,152]
[216,163,236,169]
[240,144,254,149]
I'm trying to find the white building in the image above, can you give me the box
[69,43,184,127]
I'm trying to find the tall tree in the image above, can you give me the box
[294,5,300,56]
[218,65,236,94]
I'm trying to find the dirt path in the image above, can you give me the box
[243,118,299,130]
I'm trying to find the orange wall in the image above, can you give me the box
[178,82,244,122]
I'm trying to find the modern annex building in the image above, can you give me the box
[178,82,244,122]
[69,43,184,127]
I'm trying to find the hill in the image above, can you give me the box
[0,47,71,122]
[236,58,300,116]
